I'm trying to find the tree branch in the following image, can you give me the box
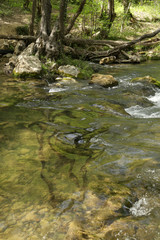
[65,0,86,35]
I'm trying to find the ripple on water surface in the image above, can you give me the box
[0,60,160,239]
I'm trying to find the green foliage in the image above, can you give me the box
[16,25,29,35]
[41,64,48,74]
[0,0,25,17]
[57,55,94,79]
[0,2,13,16]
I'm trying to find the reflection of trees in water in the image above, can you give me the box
[28,111,159,239]
[29,111,131,238]
[28,109,107,209]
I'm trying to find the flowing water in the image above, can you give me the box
[0,59,160,240]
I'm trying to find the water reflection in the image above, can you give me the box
[0,60,160,239]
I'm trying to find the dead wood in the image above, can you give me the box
[103,28,160,58]
[1,28,160,62]
[0,34,36,42]
[64,38,126,47]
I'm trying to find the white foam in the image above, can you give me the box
[147,91,160,106]
[49,88,67,93]
[125,105,160,118]
[130,197,153,217]
[126,90,160,118]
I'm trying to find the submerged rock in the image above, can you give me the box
[131,75,160,88]
[57,77,77,85]
[58,65,80,78]
[66,220,84,240]
[90,74,118,88]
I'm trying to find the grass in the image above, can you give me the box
[0,0,30,17]
[109,1,160,40]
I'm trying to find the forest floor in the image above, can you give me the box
[0,3,160,41]
[0,12,30,36]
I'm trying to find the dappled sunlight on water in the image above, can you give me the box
[0,60,160,239]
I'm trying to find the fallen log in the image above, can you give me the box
[0,34,36,42]
[1,28,160,62]
[102,28,160,58]
[136,38,160,47]
[0,34,126,47]
[64,38,126,47]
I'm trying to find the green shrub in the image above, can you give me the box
[57,55,94,79]
[16,25,29,35]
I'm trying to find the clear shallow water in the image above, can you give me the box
[0,59,160,240]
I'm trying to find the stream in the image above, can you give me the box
[0,59,160,240]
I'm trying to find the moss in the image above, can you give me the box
[57,55,94,79]
[13,70,42,79]
[131,75,160,88]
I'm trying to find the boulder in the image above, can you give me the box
[58,77,77,85]
[58,65,80,78]
[4,55,18,75]
[14,40,26,55]
[20,43,36,56]
[53,76,77,87]
[13,55,42,77]
[90,74,118,88]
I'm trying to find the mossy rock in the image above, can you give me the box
[13,55,42,78]
[146,51,160,60]
[90,74,118,88]
[131,75,160,88]
[58,65,80,78]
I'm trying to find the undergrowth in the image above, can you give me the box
[57,55,94,79]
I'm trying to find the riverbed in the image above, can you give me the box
[0,59,160,240]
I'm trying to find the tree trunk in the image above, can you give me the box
[59,0,68,42]
[35,0,52,57]
[65,0,86,35]
[123,0,131,14]
[100,0,107,18]
[40,0,52,37]
[23,0,30,10]
[107,0,116,30]
[99,0,116,38]
[30,0,37,36]
[37,0,41,18]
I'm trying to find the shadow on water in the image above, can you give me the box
[0,59,160,239]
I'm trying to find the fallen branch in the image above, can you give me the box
[104,28,160,58]
[64,38,126,47]
[0,34,36,42]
